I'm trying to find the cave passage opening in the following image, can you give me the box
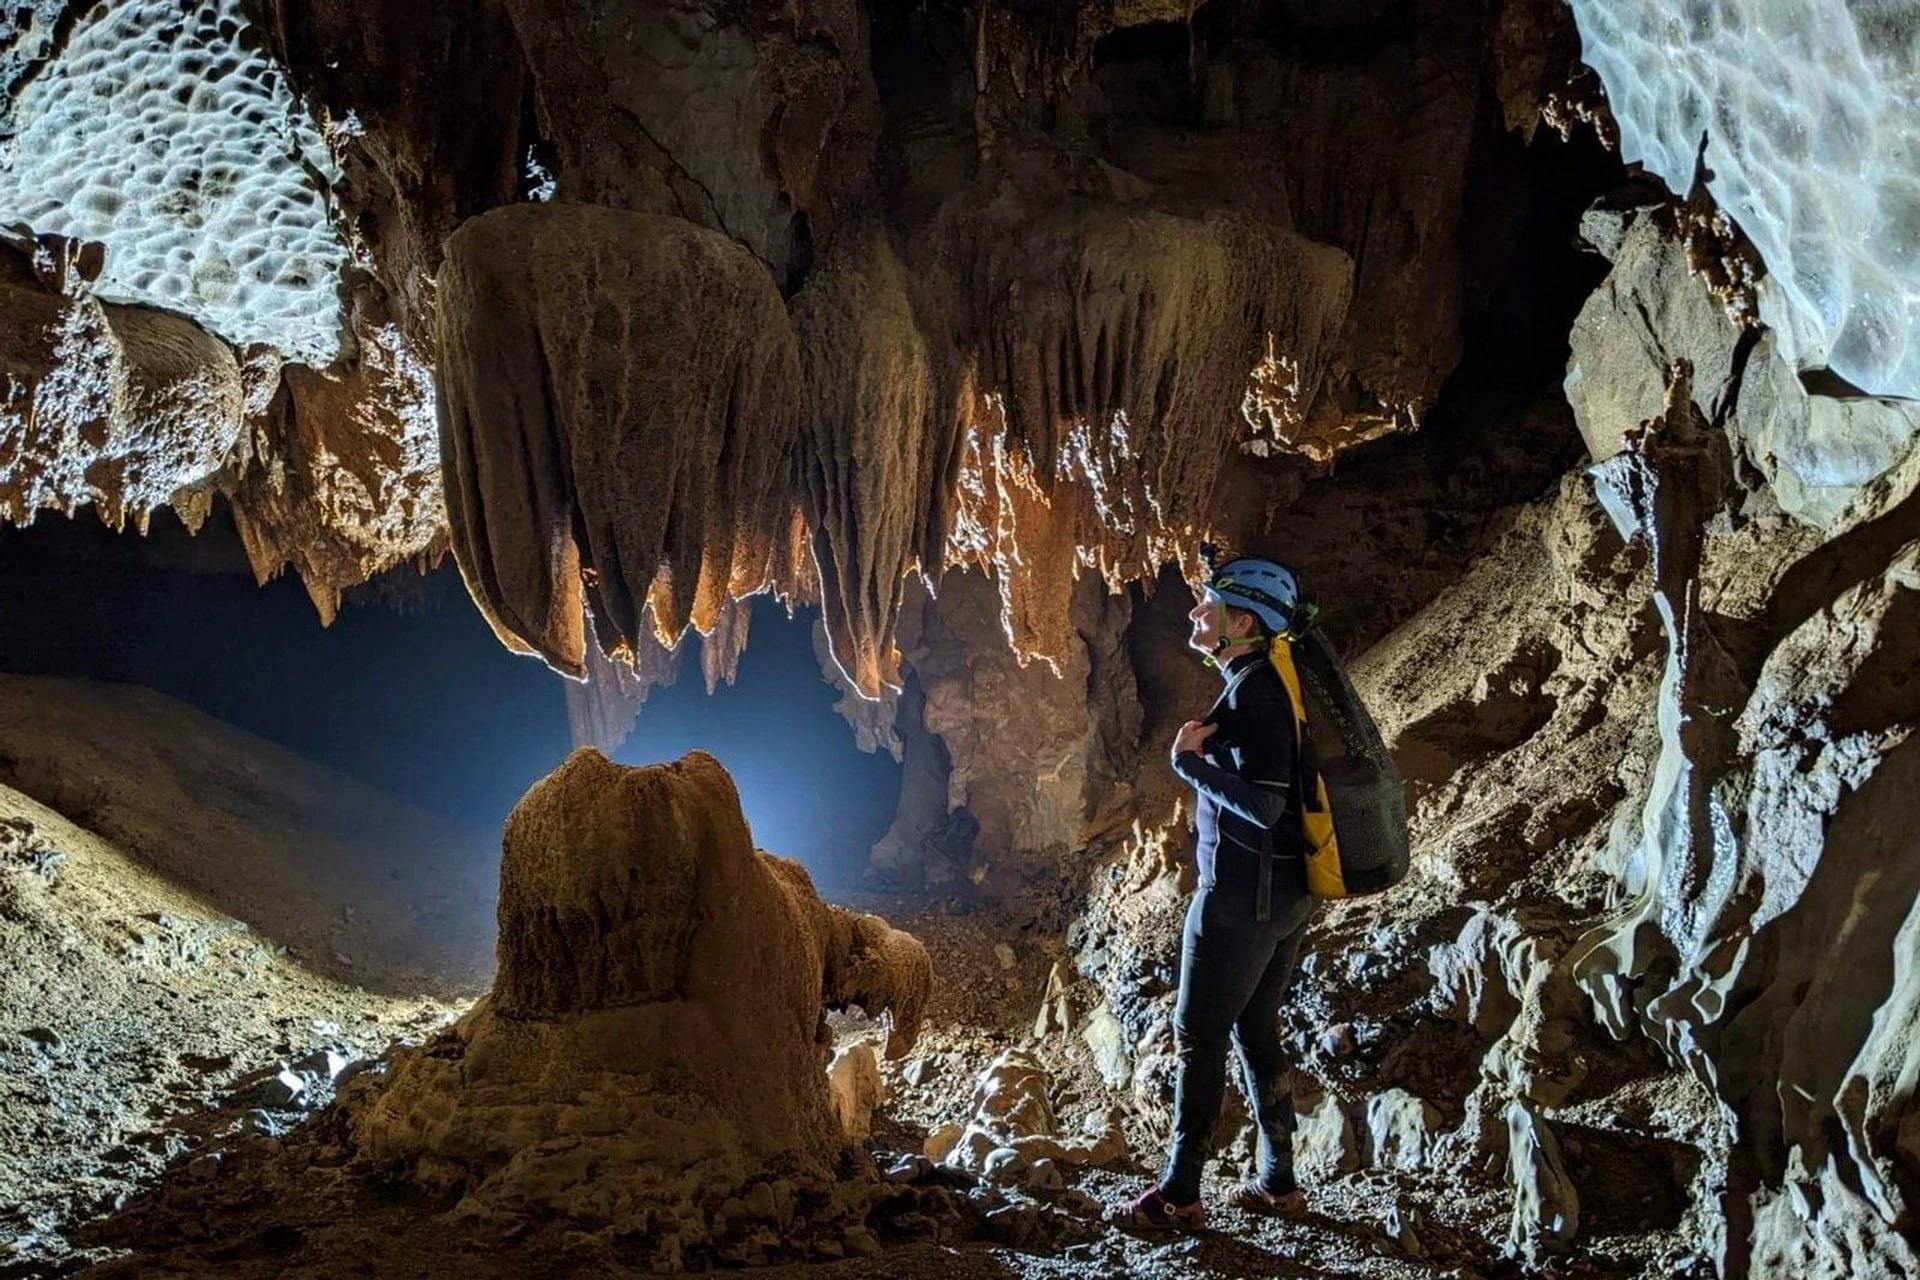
[0,507,902,900]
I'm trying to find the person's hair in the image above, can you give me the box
[1224,604,1273,638]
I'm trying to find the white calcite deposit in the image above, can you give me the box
[0,0,347,363]
[1569,0,1920,399]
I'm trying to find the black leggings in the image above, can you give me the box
[1159,883,1317,1204]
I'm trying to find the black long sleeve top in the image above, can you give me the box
[1173,650,1304,896]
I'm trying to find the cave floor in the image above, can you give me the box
[3,861,1645,1280]
[0,782,462,1277]
[0,680,1669,1279]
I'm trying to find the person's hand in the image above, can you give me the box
[1171,720,1217,762]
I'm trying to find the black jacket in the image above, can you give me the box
[1173,651,1304,898]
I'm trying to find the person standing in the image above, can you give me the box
[1117,553,1319,1231]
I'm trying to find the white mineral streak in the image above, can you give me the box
[1569,0,1920,398]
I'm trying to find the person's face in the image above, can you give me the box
[1188,596,1254,654]
[1188,595,1218,655]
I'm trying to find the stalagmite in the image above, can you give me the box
[353,748,929,1257]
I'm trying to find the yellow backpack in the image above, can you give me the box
[1266,631,1408,900]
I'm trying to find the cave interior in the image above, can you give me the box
[1,1,1918,1278]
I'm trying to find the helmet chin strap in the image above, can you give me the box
[1205,601,1267,667]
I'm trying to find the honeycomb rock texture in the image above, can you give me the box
[0,0,347,362]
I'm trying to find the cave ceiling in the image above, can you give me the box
[0,0,1529,697]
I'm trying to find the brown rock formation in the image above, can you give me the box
[0,237,243,532]
[243,1,1487,698]
[224,317,447,623]
[435,202,808,678]
[0,233,444,619]
[354,749,928,1253]
[2,1,1502,703]
[937,204,1353,664]
[868,568,1143,890]
[793,229,945,698]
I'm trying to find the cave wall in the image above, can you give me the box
[1555,199,1920,1277]
[6,5,1920,1275]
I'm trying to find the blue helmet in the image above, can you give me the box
[1203,553,1306,636]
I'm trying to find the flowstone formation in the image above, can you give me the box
[435,203,809,680]
[261,0,1489,700]
[1568,0,1920,400]
[351,748,931,1267]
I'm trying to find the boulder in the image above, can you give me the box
[1362,1089,1443,1171]
[828,1043,885,1142]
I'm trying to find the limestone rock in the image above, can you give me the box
[871,570,1140,884]
[1033,961,1077,1039]
[1564,209,1746,463]
[1566,206,1920,527]
[292,1049,348,1084]
[942,1048,1060,1175]
[981,1146,1025,1183]
[235,1067,305,1111]
[1078,1003,1132,1089]
[0,247,244,531]
[923,1122,964,1164]
[1505,1100,1578,1262]
[827,1043,885,1143]
[1568,0,1920,398]
[942,206,1353,666]
[1024,1158,1065,1193]
[352,749,928,1246]
[1362,1089,1443,1171]
[1427,908,1524,1041]
[1728,330,1920,530]
[792,231,942,697]
[224,318,446,624]
[1564,269,1920,1273]
[1295,1092,1362,1178]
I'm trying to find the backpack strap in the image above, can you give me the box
[1269,636,1346,899]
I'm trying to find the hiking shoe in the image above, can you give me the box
[1228,1180,1308,1218]
[1111,1186,1207,1232]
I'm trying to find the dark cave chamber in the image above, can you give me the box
[0,509,901,892]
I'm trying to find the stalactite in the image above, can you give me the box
[435,202,807,678]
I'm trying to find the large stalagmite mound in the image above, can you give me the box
[351,748,930,1266]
